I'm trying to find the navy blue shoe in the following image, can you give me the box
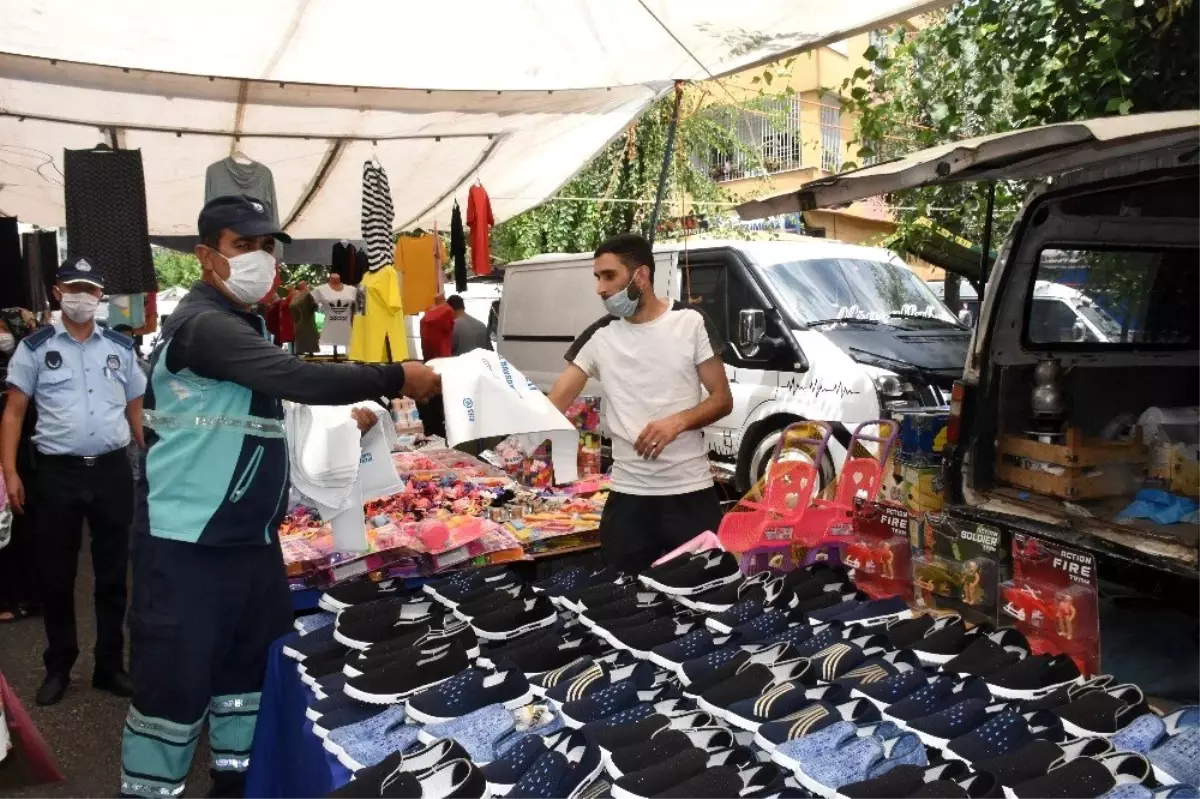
[529,657,596,698]
[832,596,914,627]
[282,626,337,661]
[307,690,356,722]
[791,622,850,657]
[561,680,642,728]
[678,645,748,688]
[405,666,534,725]
[545,659,656,705]
[681,570,776,613]
[944,706,1036,763]
[311,702,385,739]
[724,682,856,733]
[757,622,814,650]
[482,733,547,796]
[512,730,603,799]
[883,675,993,727]
[848,666,931,710]
[906,697,996,749]
[730,608,792,642]
[647,629,734,675]
[753,696,878,753]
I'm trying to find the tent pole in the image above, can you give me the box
[978,181,996,287]
[647,82,684,245]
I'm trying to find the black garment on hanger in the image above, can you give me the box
[450,201,468,293]
[21,232,53,314]
[64,146,157,294]
[355,248,369,282]
[34,231,60,311]
[0,218,24,309]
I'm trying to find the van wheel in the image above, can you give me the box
[735,416,835,496]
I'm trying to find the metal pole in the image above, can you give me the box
[978,181,996,287]
[647,82,685,245]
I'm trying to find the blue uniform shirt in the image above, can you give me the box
[6,322,147,456]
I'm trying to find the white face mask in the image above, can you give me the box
[218,249,277,305]
[60,293,100,324]
[0,333,14,354]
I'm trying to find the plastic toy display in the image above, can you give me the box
[847,500,914,603]
[915,510,1003,626]
[1002,533,1101,675]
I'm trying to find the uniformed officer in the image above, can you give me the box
[1,256,147,706]
[119,195,440,799]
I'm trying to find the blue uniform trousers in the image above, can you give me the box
[119,513,292,797]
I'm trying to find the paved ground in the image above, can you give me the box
[0,552,211,798]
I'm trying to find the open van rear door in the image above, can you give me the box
[736,111,1200,217]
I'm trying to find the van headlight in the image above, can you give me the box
[869,370,921,411]
[873,372,914,399]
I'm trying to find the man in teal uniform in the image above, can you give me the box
[119,195,439,798]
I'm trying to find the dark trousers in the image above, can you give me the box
[598,486,724,575]
[34,449,133,676]
[121,532,292,798]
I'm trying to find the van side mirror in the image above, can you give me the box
[1072,321,1089,342]
[738,308,767,356]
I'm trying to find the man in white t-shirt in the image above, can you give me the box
[549,233,733,573]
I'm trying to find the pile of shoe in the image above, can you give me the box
[284,551,1198,799]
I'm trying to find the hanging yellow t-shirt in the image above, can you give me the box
[395,234,444,314]
[348,267,410,363]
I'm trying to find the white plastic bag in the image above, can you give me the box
[430,351,579,484]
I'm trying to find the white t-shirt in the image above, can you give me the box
[312,284,358,347]
[567,302,724,496]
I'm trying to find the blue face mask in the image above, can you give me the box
[603,270,642,318]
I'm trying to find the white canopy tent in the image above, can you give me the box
[0,0,946,240]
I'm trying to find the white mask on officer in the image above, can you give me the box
[0,333,14,354]
[218,250,277,306]
[60,292,100,324]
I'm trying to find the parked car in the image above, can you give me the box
[496,238,968,492]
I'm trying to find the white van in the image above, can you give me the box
[929,279,1120,342]
[497,239,969,491]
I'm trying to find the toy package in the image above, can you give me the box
[914,510,1002,625]
[848,500,914,602]
[1001,533,1100,675]
[566,396,603,478]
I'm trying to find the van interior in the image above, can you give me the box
[961,170,1199,565]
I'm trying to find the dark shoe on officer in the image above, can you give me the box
[36,672,71,706]
[93,669,134,698]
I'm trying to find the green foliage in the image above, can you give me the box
[492,90,742,263]
[839,0,1198,271]
[152,247,201,288]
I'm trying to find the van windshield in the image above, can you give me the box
[757,257,960,327]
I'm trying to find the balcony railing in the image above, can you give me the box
[698,97,803,182]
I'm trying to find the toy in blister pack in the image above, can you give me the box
[1001,533,1100,675]
[848,500,914,602]
[915,510,1002,626]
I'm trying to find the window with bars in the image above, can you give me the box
[820,98,842,172]
[698,97,803,182]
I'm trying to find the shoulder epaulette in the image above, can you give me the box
[21,326,55,350]
[102,328,135,350]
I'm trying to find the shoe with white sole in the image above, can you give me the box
[984,653,1082,700]
[471,596,558,641]
[678,570,775,613]
[342,616,479,678]
[1053,682,1150,738]
[343,641,469,705]
[405,666,534,725]
[639,550,741,596]
[510,729,604,799]
[319,577,410,613]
